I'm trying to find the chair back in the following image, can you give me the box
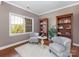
[30,32,39,37]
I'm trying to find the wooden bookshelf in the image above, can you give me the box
[39,18,48,38]
[56,13,73,43]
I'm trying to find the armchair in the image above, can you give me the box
[29,32,39,43]
[49,36,71,57]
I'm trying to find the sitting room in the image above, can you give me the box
[0,1,79,57]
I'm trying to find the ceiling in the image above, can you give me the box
[8,1,79,15]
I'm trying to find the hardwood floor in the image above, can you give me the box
[71,46,79,57]
[0,42,79,57]
[0,47,20,57]
[0,42,27,57]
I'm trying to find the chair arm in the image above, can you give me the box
[64,41,71,51]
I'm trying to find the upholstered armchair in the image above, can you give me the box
[49,36,71,57]
[29,32,39,43]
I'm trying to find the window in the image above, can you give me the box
[9,13,34,36]
[25,18,32,32]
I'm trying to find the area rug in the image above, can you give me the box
[15,43,56,57]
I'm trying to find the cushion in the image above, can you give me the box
[52,37,62,43]
[51,36,67,45]
[49,43,66,53]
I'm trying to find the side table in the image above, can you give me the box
[38,36,49,46]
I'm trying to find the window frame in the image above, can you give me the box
[9,12,34,36]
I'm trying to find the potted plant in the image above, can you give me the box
[48,25,57,39]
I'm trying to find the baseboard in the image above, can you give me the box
[0,40,29,50]
[73,43,79,47]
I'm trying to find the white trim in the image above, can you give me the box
[10,33,31,36]
[0,40,28,50]
[73,43,79,47]
[32,18,34,32]
[39,2,79,15]
[4,1,39,15]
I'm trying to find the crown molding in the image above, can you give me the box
[39,2,79,15]
[3,2,79,16]
[4,1,39,15]
[0,1,1,5]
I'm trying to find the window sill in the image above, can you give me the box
[9,32,32,36]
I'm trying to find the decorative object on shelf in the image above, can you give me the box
[64,19,71,23]
[56,13,73,44]
[58,26,63,29]
[57,32,61,35]
[48,25,57,39]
